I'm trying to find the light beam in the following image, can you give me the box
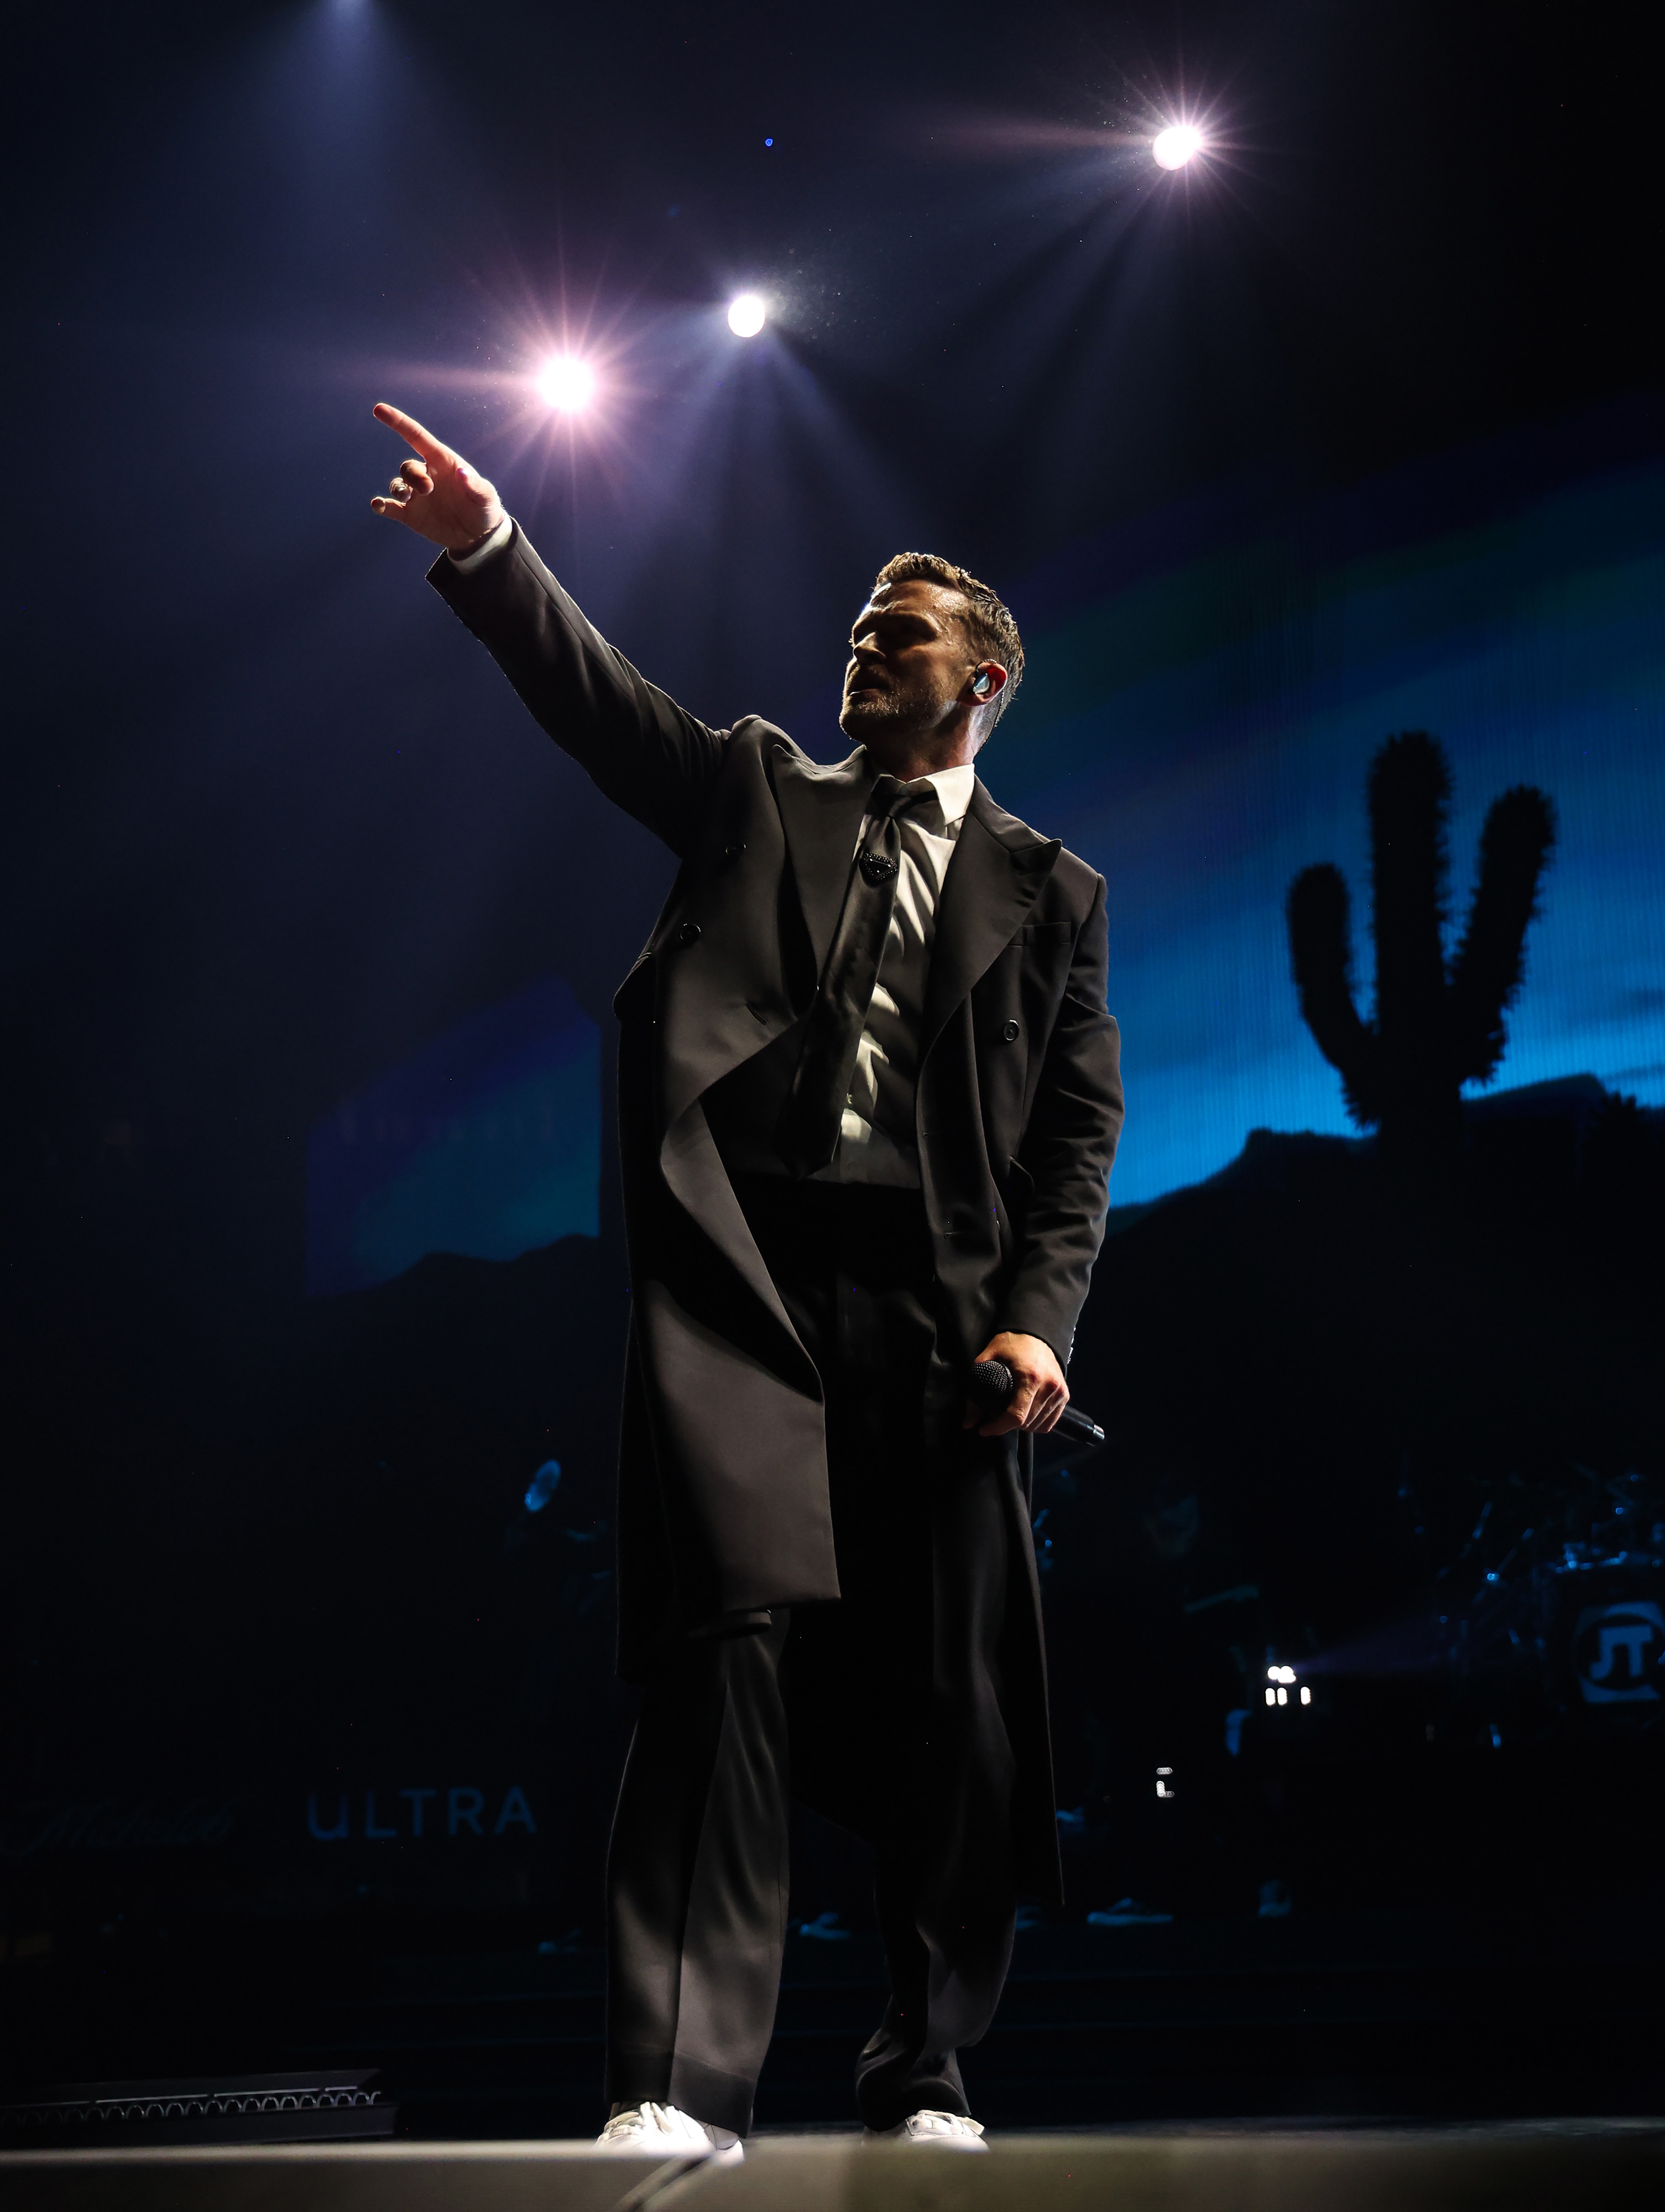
[727,294,766,337]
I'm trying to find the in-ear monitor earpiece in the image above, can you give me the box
[972,671,992,698]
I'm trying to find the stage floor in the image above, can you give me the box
[3,2121,1662,2211]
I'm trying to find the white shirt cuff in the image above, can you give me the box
[447,515,513,572]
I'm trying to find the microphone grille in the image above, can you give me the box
[972,1357,1016,1408]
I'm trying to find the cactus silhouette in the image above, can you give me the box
[1287,733,1555,1165]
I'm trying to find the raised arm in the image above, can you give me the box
[370,404,728,854]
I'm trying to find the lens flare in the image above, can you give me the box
[535,356,596,412]
[727,294,766,337]
[1152,124,1203,169]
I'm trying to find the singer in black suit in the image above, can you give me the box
[369,405,1124,2153]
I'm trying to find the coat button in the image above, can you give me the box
[723,841,747,863]
[1001,1019,1020,1042]
[678,921,702,946]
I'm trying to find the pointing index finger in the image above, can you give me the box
[373,403,457,467]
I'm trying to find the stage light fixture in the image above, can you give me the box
[535,355,596,413]
[728,294,766,337]
[1152,123,1203,170]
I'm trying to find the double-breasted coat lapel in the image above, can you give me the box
[634,739,886,1645]
[922,785,1062,1056]
[653,736,871,1361]
[770,745,874,977]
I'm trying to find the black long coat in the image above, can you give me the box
[432,528,1124,1891]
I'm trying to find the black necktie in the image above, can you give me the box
[776,775,918,1178]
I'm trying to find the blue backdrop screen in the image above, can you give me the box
[996,430,1665,1206]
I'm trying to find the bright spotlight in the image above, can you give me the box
[727,294,766,337]
[1152,123,1203,170]
[535,356,595,413]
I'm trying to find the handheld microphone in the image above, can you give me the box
[970,1359,1106,1446]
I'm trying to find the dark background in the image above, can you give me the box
[3,0,1662,2133]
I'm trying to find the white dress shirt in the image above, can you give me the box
[450,527,972,1191]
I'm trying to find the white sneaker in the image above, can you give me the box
[865,2109,988,2151]
[594,2101,743,2163]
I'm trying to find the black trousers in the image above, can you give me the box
[604,1179,1021,2135]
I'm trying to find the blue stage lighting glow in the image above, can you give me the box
[1152,123,1203,169]
[764,136,774,148]
[727,293,766,336]
[525,1460,562,1513]
[535,354,596,412]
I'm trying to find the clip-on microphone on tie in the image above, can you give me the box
[970,1360,1106,1446]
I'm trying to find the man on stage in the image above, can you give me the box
[369,402,1124,2156]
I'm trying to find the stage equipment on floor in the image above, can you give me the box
[0,2073,395,2152]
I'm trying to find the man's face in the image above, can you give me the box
[838,580,974,744]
